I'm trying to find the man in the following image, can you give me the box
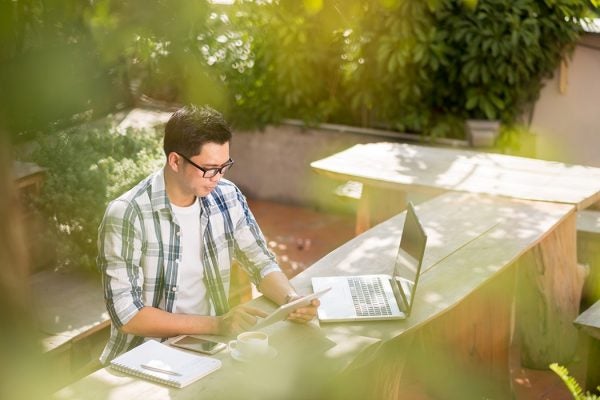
[98,105,318,363]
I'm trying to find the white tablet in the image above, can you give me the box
[253,287,331,329]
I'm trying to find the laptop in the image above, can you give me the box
[311,202,427,322]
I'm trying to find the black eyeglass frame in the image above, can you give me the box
[176,152,234,178]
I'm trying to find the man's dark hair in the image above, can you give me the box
[163,105,232,157]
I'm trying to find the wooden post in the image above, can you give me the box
[409,265,516,399]
[355,186,407,235]
[515,213,586,368]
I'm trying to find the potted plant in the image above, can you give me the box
[465,119,501,148]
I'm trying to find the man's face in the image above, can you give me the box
[178,141,231,198]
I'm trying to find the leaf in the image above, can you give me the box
[490,93,505,110]
[549,363,585,399]
[465,95,478,110]
[481,97,496,120]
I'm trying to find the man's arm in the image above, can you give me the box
[120,305,268,337]
[120,307,218,336]
[257,270,298,306]
[229,187,319,323]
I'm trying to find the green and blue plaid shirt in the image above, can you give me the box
[97,168,280,363]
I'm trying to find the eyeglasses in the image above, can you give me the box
[176,152,234,178]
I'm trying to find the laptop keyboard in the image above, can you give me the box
[348,276,393,317]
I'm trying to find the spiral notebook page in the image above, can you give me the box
[109,339,222,388]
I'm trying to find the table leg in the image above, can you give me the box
[516,213,587,369]
[355,186,407,235]
[408,265,515,399]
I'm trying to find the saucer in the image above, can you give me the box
[231,346,277,363]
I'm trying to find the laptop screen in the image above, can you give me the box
[390,202,427,314]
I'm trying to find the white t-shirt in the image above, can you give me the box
[170,198,210,315]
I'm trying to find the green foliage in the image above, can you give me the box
[201,0,349,128]
[495,124,538,157]
[2,0,596,142]
[25,123,163,272]
[329,0,589,137]
[86,0,225,109]
[209,0,590,138]
[550,363,600,399]
[0,0,131,140]
[430,0,587,124]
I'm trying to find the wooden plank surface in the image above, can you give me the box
[311,142,600,210]
[53,193,574,400]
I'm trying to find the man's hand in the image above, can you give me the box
[216,305,268,336]
[286,296,320,324]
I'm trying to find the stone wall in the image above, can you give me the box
[227,123,385,214]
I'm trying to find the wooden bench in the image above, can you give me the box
[576,210,600,393]
[31,270,110,391]
[578,209,600,307]
[575,300,600,392]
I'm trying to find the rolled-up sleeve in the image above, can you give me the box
[98,199,145,328]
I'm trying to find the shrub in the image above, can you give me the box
[428,0,588,124]
[209,0,592,139]
[25,122,163,272]
[4,0,596,144]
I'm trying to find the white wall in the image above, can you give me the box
[530,34,600,167]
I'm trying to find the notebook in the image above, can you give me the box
[109,339,222,388]
[311,202,427,322]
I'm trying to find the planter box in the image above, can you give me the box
[466,119,500,148]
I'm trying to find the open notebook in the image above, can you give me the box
[109,339,222,388]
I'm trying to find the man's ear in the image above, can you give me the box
[166,152,181,172]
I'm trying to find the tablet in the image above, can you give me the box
[253,287,331,329]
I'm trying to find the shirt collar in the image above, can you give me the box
[150,168,171,212]
[150,168,232,213]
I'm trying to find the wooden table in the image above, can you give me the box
[53,192,575,399]
[311,142,599,369]
[311,142,600,233]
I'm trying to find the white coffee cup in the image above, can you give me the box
[228,331,269,359]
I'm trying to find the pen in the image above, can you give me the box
[140,363,182,376]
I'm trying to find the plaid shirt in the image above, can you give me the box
[97,168,280,363]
